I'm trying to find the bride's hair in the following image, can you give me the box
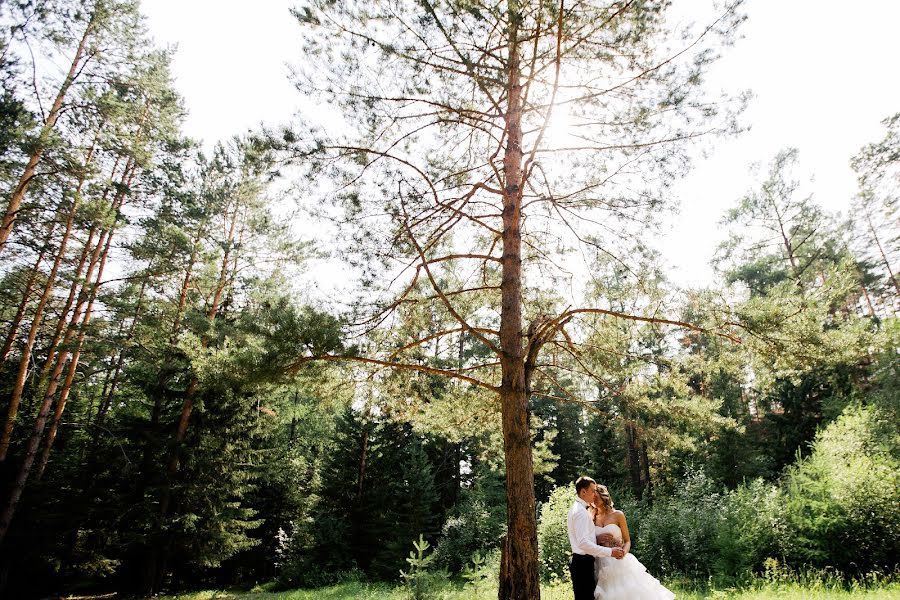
[595,485,614,512]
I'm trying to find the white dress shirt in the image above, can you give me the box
[567,496,613,557]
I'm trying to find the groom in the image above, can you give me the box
[567,476,624,600]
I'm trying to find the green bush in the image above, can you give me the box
[635,469,726,578]
[780,404,900,574]
[629,404,900,579]
[432,484,506,574]
[715,478,786,575]
[536,485,574,582]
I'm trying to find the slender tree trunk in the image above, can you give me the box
[170,241,201,339]
[0,366,58,543]
[0,163,132,541]
[289,390,299,443]
[37,205,120,480]
[93,367,114,426]
[497,9,540,598]
[152,203,240,590]
[146,227,203,440]
[357,427,369,503]
[0,219,57,364]
[0,185,84,460]
[168,201,239,472]
[33,156,122,397]
[866,212,899,297]
[861,285,877,317]
[138,226,204,556]
[625,422,643,501]
[774,208,803,290]
[95,274,149,425]
[640,443,652,505]
[0,139,98,459]
[0,11,96,253]
[37,168,129,411]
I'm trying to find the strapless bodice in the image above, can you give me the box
[595,523,623,543]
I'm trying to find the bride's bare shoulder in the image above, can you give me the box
[612,509,627,520]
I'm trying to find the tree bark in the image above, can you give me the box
[866,212,899,297]
[168,199,239,471]
[0,173,86,461]
[0,162,131,541]
[152,199,241,588]
[497,6,540,597]
[0,219,57,364]
[146,224,204,438]
[640,442,653,505]
[36,163,131,411]
[625,422,643,501]
[95,274,150,425]
[32,156,122,399]
[36,197,121,479]
[0,10,96,253]
[289,389,299,443]
[861,285,876,317]
[170,239,201,340]
[357,426,369,503]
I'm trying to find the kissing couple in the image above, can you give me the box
[566,476,675,600]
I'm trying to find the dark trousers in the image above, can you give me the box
[569,553,595,600]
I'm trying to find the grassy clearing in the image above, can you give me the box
[159,578,900,600]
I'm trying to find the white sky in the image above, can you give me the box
[141,0,900,290]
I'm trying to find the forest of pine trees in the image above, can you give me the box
[0,1,897,599]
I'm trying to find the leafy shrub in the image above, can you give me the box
[432,485,506,574]
[715,478,786,575]
[635,469,726,577]
[780,403,900,574]
[273,520,363,589]
[536,485,574,582]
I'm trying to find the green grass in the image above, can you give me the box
[159,578,900,600]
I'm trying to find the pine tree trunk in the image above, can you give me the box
[289,390,299,443]
[152,202,240,589]
[95,274,149,425]
[0,364,59,543]
[36,200,121,480]
[357,427,369,503]
[640,443,653,505]
[625,422,643,501]
[33,156,122,398]
[36,163,131,409]
[866,213,899,297]
[0,159,135,543]
[168,200,239,472]
[861,285,876,317]
[153,177,208,445]
[147,228,202,438]
[93,367,114,426]
[0,186,83,460]
[0,220,57,364]
[0,11,96,253]
[497,8,540,597]
[0,163,131,541]
[0,138,98,459]
[170,241,201,339]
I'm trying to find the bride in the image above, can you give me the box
[591,485,675,600]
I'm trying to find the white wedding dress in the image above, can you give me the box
[593,523,675,600]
